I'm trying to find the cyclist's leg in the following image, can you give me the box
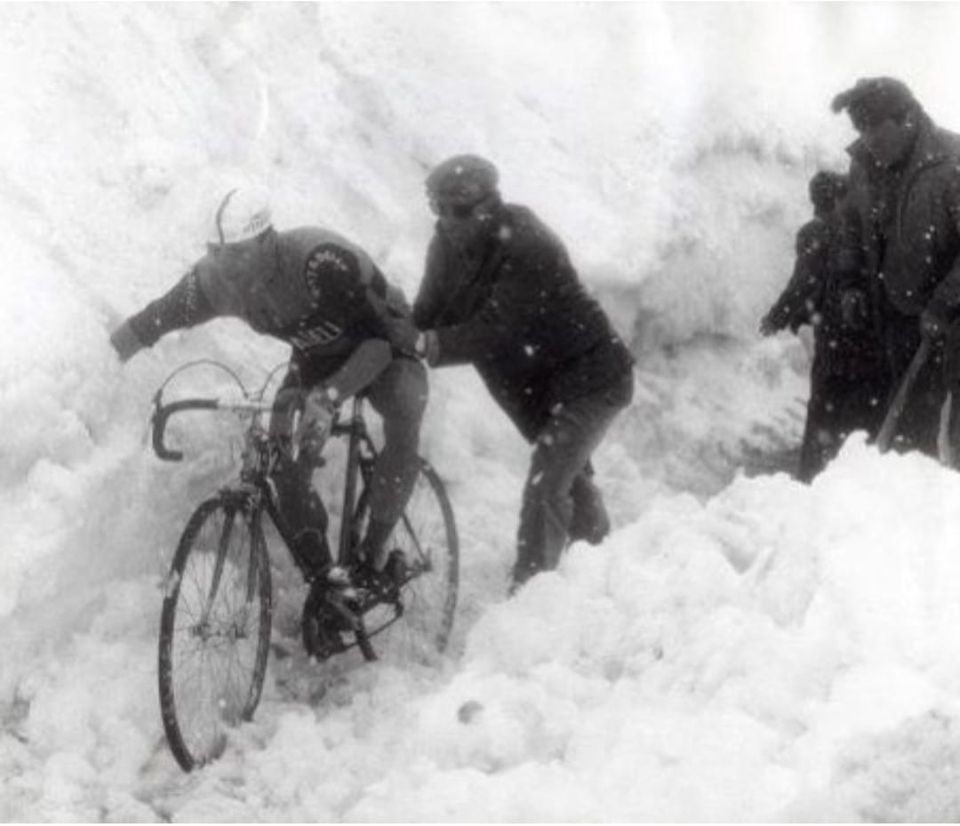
[268,369,331,579]
[361,355,428,566]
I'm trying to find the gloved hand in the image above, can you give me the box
[384,315,424,357]
[109,320,144,363]
[269,386,301,443]
[419,330,440,365]
[920,300,950,340]
[296,386,337,458]
[759,313,778,337]
[840,289,868,331]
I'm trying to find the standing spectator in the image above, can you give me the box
[832,76,960,458]
[761,170,888,480]
[396,155,634,592]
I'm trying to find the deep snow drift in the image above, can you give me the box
[4,3,960,821]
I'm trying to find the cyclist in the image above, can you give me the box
[397,154,635,593]
[110,182,426,590]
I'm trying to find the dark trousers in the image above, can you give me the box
[513,372,633,588]
[882,312,945,457]
[938,322,960,463]
[270,357,426,573]
[798,369,889,481]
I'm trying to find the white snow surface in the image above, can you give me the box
[4,3,960,821]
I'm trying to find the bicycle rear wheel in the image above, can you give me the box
[158,494,272,772]
[359,459,459,659]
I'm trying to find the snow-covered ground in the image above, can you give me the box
[4,3,960,821]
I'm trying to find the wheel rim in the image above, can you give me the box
[364,465,458,660]
[161,503,268,768]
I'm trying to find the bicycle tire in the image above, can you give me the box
[158,494,272,772]
[355,458,459,659]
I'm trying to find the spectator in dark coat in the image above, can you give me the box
[833,76,960,458]
[762,171,889,480]
[400,155,634,592]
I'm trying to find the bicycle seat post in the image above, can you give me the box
[349,394,364,423]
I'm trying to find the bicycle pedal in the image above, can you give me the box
[325,565,351,587]
[326,590,363,630]
[384,550,407,582]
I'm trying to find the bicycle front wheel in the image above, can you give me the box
[158,494,272,772]
[361,459,459,660]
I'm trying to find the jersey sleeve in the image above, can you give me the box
[126,267,217,347]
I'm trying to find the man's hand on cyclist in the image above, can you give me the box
[383,315,420,355]
[296,385,338,456]
[383,316,439,364]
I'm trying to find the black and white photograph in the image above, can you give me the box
[3,1,960,821]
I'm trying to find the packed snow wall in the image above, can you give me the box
[0,3,839,637]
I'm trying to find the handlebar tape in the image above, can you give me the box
[151,398,219,461]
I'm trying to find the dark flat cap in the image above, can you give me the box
[426,155,499,207]
[831,77,917,129]
[809,170,848,207]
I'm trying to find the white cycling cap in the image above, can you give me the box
[208,183,273,245]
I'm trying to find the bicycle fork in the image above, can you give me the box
[197,493,261,640]
[191,504,236,639]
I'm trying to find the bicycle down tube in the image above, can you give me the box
[337,396,367,566]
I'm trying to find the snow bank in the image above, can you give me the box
[5,441,949,821]
[339,439,960,821]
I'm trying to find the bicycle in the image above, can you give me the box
[150,360,459,772]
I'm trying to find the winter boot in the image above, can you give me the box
[355,518,405,595]
[568,473,611,545]
[291,529,334,583]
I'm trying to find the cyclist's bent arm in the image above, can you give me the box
[111,269,217,362]
[321,339,392,402]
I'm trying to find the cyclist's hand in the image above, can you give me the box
[296,386,337,457]
[109,320,145,363]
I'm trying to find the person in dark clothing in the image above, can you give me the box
[109,183,425,588]
[393,154,634,592]
[761,171,889,480]
[831,76,960,460]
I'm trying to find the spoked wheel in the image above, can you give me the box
[358,459,459,661]
[158,495,272,772]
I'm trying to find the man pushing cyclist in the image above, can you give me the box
[392,155,635,594]
[110,180,424,594]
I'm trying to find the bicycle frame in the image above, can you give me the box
[152,389,379,578]
[256,396,378,576]
[155,361,458,771]
[334,397,377,568]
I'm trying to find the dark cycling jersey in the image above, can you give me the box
[127,227,406,380]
